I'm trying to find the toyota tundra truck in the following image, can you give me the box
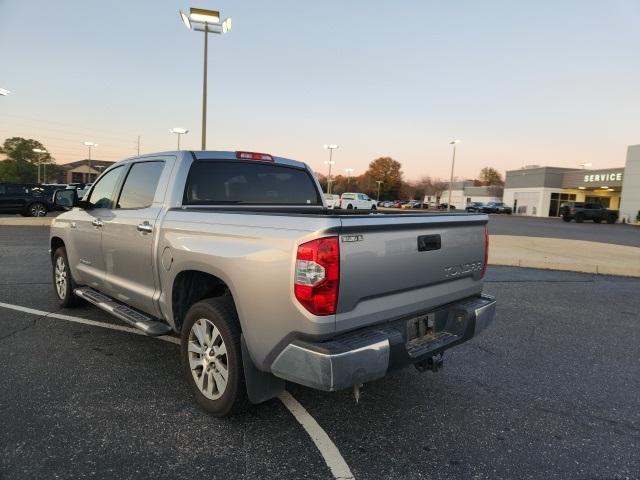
[50,150,495,416]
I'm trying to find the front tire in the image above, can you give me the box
[52,247,82,308]
[181,297,249,417]
[371,204,377,211]
[562,216,571,222]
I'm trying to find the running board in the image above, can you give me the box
[74,287,172,336]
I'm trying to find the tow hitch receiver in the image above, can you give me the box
[414,353,444,373]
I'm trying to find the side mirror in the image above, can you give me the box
[54,189,78,209]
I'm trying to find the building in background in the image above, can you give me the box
[503,144,640,223]
[56,159,115,184]
[438,181,503,208]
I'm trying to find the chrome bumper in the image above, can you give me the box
[271,294,496,391]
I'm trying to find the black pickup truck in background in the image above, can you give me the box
[560,202,618,224]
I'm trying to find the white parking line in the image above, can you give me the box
[0,301,354,480]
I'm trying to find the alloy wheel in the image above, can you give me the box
[55,256,67,299]
[187,318,229,400]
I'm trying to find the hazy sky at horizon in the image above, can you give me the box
[1,0,639,180]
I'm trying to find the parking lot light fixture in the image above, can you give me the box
[179,7,232,150]
[32,148,47,183]
[169,128,189,149]
[83,141,98,182]
[323,145,338,194]
[375,180,383,202]
[447,140,461,212]
[0,88,10,96]
[345,168,354,188]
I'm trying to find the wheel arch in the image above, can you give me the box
[50,236,65,260]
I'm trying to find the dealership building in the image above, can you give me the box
[503,144,640,223]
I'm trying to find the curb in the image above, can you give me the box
[488,259,640,278]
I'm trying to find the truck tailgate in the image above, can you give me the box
[335,213,488,331]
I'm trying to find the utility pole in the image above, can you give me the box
[447,140,460,212]
[376,180,383,202]
[137,136,140,155]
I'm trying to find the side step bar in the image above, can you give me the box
[74,287,172,336]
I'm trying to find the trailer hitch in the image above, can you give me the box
[414,353,444,373]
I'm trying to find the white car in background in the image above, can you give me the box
[323,193,341,209]
[340,192,377,210]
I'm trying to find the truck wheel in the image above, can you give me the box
[575,213,585,223]
[347,204,353,209]
[27,202,47,217]
[606,215,616,224]
[593,218,602,223]
[52,247,82,308]
[562,216,571,222]
[371,205,377,211]
[181,297,249,417]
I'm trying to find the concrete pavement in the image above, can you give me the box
[490,235,640,277]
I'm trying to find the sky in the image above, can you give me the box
[1,0,639,181]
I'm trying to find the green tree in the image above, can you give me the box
[478,167,504,185]
[365,157,403,199]
[0,137,56,183]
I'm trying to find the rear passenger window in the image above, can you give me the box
[117,161,164,209]
[184,161,321,206]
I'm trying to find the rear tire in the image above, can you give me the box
[181,297,249,417]
[562,216,571,222]
[52,247,82,308]
[347,204,353,210]
[575,213,585,223]
[371,205,377,211]
[27,202,47,217]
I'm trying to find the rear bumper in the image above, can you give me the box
[270,293,496,391]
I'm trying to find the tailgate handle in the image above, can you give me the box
[417,234,441,252]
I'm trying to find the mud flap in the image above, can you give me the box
[241,335,285,404]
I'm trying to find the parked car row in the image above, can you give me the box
[465,202,512,214]
[0,182,92,217]
[322,192,377,210]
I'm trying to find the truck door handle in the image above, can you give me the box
[91,219,104,228]
[137,222,153,234]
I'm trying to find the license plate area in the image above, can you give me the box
[406,312,436,347]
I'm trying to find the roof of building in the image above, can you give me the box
[60,159,115,170]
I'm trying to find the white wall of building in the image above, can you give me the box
[620,145,640,224]
[438,189,500,208]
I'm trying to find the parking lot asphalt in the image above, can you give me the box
[1,226,639,479]
[487,214,640,247]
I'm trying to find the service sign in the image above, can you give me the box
[583,172,623,183]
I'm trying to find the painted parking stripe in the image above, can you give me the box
[0,301,354,480]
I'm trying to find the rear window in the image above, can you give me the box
[342,194,355,200]
[184,161,321,206]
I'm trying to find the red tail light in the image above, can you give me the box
[294,237,340,315]
[481,225,489,278]
[236,151,274,162]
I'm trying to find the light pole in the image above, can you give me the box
[179,8,232,150]
[83,141,97,183]
[32,148,47,183]
[345,168,354,190]
[323,144,338,194]
[375,180,383,202]
[447,140,460,212]
[0,88,10,96]
[169,128,189,149]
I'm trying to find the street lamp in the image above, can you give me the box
[178,7,232,150]
[0,88,10,96]
[32,148,47,183]
[375,180,383,202]
[169,128,189,149]
[83,141,98,183]
[447,140,460,212]
[345,168,354,189]
[323,144,338,194]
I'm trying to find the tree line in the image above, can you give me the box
[316,157,504,200]
[0,137,62,183]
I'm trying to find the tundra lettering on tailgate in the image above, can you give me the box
[444,261,483,278]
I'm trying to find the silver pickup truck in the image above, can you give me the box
[50,150,495,416]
